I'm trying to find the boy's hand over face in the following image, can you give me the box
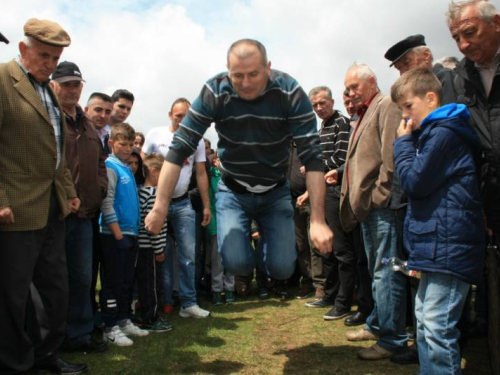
[397,119,414,138]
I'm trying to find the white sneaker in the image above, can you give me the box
[179,305,211,318]
[120,320,149,337]
[103,325,133,346]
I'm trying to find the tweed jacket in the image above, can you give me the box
[340,92,401,232]
[0,59,76,231]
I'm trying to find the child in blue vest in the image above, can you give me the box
[391,68,485,375]
[100,123,148,346]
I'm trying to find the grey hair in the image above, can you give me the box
[412,45,434,63]
[435,56,460,69]
[349,63,378,84]
[22,36,33,47]
[308,86,333,99]
[446,0,499,27]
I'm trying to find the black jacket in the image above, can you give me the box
[454,56,500,231]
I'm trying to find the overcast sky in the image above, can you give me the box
[0,0,474,146]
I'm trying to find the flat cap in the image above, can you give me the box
[52,61,85,83]
[24,18,70,47]
[384,34,426,67]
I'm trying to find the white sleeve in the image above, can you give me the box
[193,138,206,163]
[142,129,157,155]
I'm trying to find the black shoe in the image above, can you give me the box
[63,339,108,354]
[295,285,314,299]
[33,358,88,374]
[259,288,269,300]
[323,307,351,321]
[344,311,367,326]
[274,285,289,299]
[390,345,419,365]
[305,298,334,308]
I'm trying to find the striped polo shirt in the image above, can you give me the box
[166,69,323,188]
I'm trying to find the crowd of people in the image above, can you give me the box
[0,0,499,374]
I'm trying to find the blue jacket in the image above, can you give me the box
[394,103,485,283]
[100,155,140,236]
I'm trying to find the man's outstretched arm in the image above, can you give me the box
[306,170,333,254]
[145,161,182,234]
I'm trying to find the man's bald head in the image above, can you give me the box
[227,39,268,68]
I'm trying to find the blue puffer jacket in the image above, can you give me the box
[394,103,485,284]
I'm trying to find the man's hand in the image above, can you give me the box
[297,191,309,206]
[325,170,338,185]
[309,221,333,255]
[68,197,81,213]
[251,231,260,240]
[201,207,211,227]
[145,207,168,235]
[299,166,306,176]
[0,207,14,224]
[397,118,414,138]
[155,253,166,263]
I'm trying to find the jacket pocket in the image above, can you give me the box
[408,219,437,260]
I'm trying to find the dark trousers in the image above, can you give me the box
[324,186,353,308]
[90,215,103,315]
[0,192,67,373]
[293,200,313,286]
[137,248,160,323]
[100,234,138,328]
[352,225,374,315]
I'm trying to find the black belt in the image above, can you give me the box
[171,193,189,203]
[224,175,286,196]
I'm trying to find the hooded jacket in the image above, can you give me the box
[394,103,485,283]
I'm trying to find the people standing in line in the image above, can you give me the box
[337,63,408,360]
[142,98,211,319]
[100,123,149,346]
[51,61,108,354]
[0,18,87,374]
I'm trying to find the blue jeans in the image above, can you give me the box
[360,207,408,352]
[216,180,296,280]
[64,215,93,347]
[415,272,470,375]
[162,198,197,308]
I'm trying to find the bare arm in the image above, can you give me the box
[195,162,211,227]
[306,171,333,254]
[145,160,182,234]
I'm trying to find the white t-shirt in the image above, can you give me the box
[143,127,206,198]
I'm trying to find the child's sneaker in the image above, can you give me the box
[225,291,236,304]
[143,318,173,333]
[120,320,149,337]
[212,292,223,305]
[259,288,269,300]
[179,305,210,318]
[103,325,133,347]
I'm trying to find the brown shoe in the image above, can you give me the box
[345,328,377,342]
[315,288,325,299]
[357,344,394,360]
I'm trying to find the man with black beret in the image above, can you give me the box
[385,34,457,104]
[0,19,87,374]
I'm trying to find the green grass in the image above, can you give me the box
[64,290,491,374]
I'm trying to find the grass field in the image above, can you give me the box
[64,289,492,374]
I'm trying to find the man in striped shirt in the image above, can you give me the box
[146,39,333,283]
[307,87,357,323]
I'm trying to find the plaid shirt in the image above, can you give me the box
[15,56,62,169]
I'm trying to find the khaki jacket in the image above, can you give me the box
[340,92,401,232]
[0,59,76,231]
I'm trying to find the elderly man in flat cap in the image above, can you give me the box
[0,19,87,374]
[384,34,457,104]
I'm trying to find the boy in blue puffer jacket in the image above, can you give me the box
[391,68,485,375]
[100,123,148,346]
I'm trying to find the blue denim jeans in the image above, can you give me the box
[216,180,296,280]
[360,207,408,352]
[415,272,470,375]
[162,198,197,308]
[64,215,93,347]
